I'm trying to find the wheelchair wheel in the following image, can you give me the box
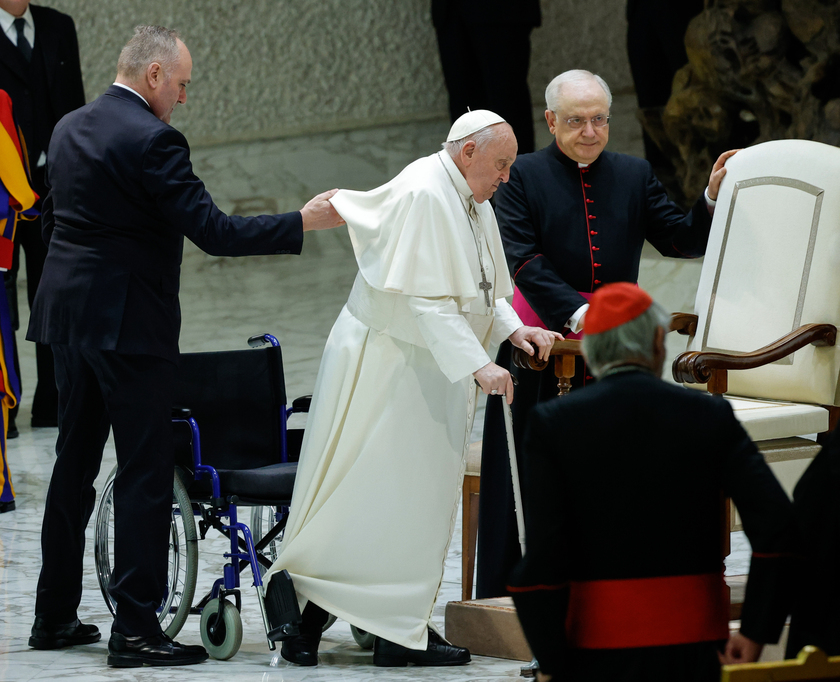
[250,505,337,633]
[94,465,198,637]
[200,598,243,660]
[351,625,376,650]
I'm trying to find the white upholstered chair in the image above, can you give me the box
[672,138,840,519]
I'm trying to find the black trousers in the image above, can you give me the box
[477,343,590,598]
[4,213,58,425]
[34,345,177,636]
[435,20,536,154]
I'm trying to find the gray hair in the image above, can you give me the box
[442,122,508,157]
[582,300,670,378]
[545,69,613,112]
[117,25,182,82]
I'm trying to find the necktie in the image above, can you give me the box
[13,18,31,62]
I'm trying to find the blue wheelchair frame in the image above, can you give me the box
[172,332,299,652]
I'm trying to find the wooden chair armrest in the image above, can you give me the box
[672,323,837,393]
[670,313,698,336]
[511,338,583,371]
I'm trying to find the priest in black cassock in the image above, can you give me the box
[476,69,738,598]
[509,283,795,682]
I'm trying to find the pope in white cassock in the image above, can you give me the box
[264,111,560,668]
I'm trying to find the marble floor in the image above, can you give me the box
[0,97,753,681]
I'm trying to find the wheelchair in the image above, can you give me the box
[93,333,375,659]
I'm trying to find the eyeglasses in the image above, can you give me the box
[559,114,611,130]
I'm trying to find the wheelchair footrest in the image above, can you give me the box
[265,569,302,642]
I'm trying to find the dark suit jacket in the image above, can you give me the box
[496,144,712,332]
[27,85,304,363]
[509,370,796,680]
[0,4,85,190]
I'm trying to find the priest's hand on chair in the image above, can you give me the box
[300,188,346,231]
[509,326,564,363]
[718,632,763,665]
[474,362,515,404]
[707,149,741,202]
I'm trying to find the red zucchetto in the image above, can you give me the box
[584,282,653,335]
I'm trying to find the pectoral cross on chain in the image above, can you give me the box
[479,268,492,308]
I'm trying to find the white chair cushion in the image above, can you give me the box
[725,396,828,441]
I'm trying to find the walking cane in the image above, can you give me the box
[501,398,538,678]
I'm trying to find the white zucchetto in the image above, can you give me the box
[446,109,506,142]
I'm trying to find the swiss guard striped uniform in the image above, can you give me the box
[477,142,715,598]
[508,369,796,681]
[0,88,36,507]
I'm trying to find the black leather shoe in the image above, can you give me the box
[29,617,101,649]
[0,499,14,513]
[107,632,208,667]
[6,421,18,439]
[280,632,320,666]
[373,629,470,667]
[278,601,329,665]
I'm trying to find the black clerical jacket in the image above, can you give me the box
[508,370,796,681]
[27,86,303,363]
[496,143,712,332]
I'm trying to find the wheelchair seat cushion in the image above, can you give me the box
[188,462,298,506]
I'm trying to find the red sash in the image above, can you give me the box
[512,287,593,340]
[566,573,730,649]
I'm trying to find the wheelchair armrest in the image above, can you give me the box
[672,322,837,394]
[291,395,312,413]
[248,333,280,348]
[172,407,192,419]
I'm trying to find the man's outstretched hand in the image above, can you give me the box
[301,189,345,231]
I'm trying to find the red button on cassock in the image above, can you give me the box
[588,215,596,219]
[594,263,602,267]
[592,246,600,251]
[594,279,601,284]
[590,231,598,235]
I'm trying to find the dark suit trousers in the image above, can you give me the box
[35,345,176,636]
[435,20,535,154]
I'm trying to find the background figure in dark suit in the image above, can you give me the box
[0,0,85,436]
[510,283,796,682]
[626,0,704,192]
[432,0,540,154]
[26,25,343,667]
[785,430,840,658]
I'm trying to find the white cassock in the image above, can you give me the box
[265,150,522,650]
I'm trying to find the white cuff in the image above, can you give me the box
[566,303,589,334]
[704,186,717,208]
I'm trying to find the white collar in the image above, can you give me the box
[112,82,151,109]
[0,5,33,38]
[437,150,474,200]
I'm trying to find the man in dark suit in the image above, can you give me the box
[509,283,796,681]
[0,0,85,436]
[432,0,540,154]
[26,25,343,667]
